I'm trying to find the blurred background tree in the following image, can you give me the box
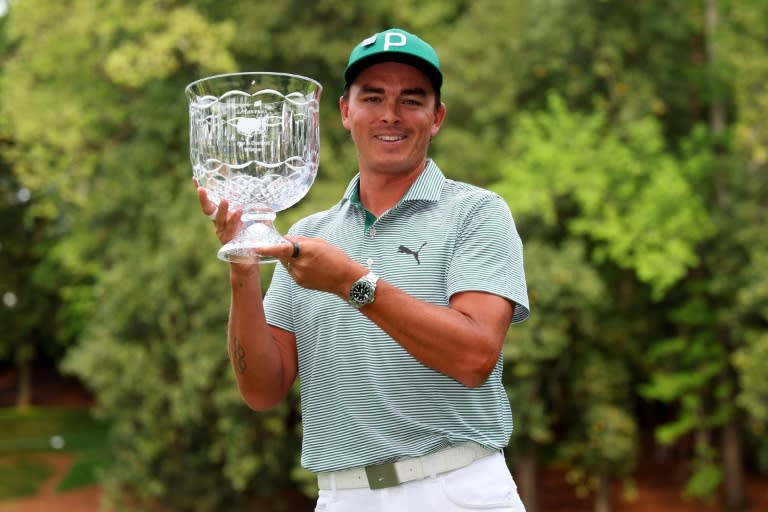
[1,0,766,511]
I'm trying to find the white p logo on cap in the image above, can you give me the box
[383,32,407,51]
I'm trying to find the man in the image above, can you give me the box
[198,28,529,511]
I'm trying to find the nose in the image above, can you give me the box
[380,98,400,123]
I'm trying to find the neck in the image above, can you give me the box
[358,161,427,216]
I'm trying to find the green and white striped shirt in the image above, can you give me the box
[264,160,529,472]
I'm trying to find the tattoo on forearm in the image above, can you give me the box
[233,337,247,374]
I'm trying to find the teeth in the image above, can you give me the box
[378,135,402,141]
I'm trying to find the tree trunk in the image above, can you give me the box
[705,2,746,508]
[705,0,728,208]
[721,417,748,511]
[515,446,539,512]
[594,472,612,512]
[16,358,32,409]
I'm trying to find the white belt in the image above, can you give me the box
[316,442,498,490]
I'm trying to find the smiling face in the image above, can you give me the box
[339,61,446,178]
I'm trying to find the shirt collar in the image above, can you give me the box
[343,159,445,207]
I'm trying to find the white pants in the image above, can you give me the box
[314,451,527,511]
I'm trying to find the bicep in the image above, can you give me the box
[449,291,515,348]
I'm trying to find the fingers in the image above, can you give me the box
[195,183,244,245]
[196,185,219,220]
[196,185,233,225]
[257,238,298,262]
[256,238,304,277]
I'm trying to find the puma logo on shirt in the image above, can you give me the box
[397,242,427,265]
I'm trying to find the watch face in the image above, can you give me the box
[350,281,374,305]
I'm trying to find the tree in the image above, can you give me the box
[639,3,768,510]
[492,91,709,511]
[502,240,610,512]
[0,3,73,408]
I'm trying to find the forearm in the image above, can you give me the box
[355,280,514,388]
[250,236,513,387]
[228,265,294,410]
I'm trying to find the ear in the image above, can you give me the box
[339,95,351,131]
[431,102,447,137]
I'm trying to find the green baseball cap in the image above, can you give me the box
[344,28,443,92]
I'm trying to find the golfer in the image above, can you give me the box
[199,27,530,511]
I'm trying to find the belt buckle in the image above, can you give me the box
[365,462,400,489]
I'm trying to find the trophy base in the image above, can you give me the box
[217,217,287,265]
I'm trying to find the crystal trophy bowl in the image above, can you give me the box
[186,72,322,263]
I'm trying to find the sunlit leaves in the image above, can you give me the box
[104,6,237,87]
[494,93,714,297]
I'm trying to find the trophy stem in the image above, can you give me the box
[217,209,287,264]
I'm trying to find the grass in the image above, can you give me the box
[0,456,54,500]
[0,407,110,500]
[57,450,111,492]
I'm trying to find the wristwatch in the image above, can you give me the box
[348,271,379,308]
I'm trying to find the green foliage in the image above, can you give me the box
[103,6,237,88]
[560,353,638,489]
[640,334,728,445]
[494,92,714,298]
[733,333,768,423]
[724,0,768,166]
[0,160,73,376]
[683,440,722,501]
[562,404,638,497]
[503,239,638,503]
[504,241,605,364]
[0,456,53,500]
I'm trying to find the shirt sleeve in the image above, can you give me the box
[446,193,530,324]
[263,262,295,332]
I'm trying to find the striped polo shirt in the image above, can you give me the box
[263,160,529,473]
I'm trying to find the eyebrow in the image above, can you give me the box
[359,85,428,97]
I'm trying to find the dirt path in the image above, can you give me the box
[0,487,101,512]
